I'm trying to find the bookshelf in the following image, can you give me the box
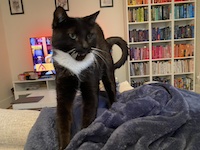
[125,0,196,91]
[13,78,55,100]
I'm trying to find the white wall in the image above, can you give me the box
[0,0,127,83]
[0,5,13,108]
[1,0,199,97]
[195,0,200,93]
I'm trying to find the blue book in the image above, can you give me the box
[188,4,194,18]
[191,25,194,38]
[179,5,184,18]
[186,4,190,18]
[157,28,160,40]
[183,4,187,18]
[192,4,194,17]
[174,6,177,19]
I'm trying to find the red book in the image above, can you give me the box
[156,46,159,59]
[152,46,155,59]
[146,47,149,59]
[174,44,178,58]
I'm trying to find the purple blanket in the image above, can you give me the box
[25,83,200,150]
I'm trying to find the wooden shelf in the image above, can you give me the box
[125,0,196,89]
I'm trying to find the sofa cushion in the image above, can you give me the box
[0,109,39,148]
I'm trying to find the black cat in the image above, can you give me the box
[52,7,128,149]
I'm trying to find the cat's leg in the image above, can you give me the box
[102,71,116,107]
[80,80,99,128]
[56,76,78,150]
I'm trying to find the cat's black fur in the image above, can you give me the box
[52,7,128,149]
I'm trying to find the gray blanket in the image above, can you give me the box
[25,83,200,150]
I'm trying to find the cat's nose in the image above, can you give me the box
[82,41,89,49]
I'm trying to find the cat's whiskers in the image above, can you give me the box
[92,50,108,67]
[93,56,100,69]
[67,48,76,54]
[71,51,78,59]
[91,47,109,54]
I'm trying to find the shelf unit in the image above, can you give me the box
[13,78,55,100]
[125,0,196,91]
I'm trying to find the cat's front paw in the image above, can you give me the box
[58,133,70,150]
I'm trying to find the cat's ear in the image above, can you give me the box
[84,11,100,24]
[52,6,68,28]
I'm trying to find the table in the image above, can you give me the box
[12,90,57,110]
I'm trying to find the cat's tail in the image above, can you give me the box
[106,37,128,70]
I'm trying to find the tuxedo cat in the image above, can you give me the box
[52,7,128,149]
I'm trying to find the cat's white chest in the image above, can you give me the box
[53,49,95,76]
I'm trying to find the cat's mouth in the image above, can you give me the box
[68,48,91,61]
[76,53,87,61]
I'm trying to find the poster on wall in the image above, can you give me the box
[8,0,24,15]
[55,0,69,11]
[100,0,113,8]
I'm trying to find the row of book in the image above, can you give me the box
[174,3,194,19]
[174,76,193,90]
[130,43,193,60]
[128,4,194,22]
[174,59,194,73]
[151,0,171,3]
[128,0,148,5]
[130,46,149,60]
[151,5,171,21]
[130,62,149,76]
[129,29,149,42]
[130,59,193,75]
[152,61,171,75]
[153,77,170,84]
[128,7,148,22]
[131,76,193,90]
[174,0,192,2]
[152,26,171,41]
[130,24,193,42]
[129,45,171,60]
[152,45,171,59]
[174,24,194,39]
[128,0,191,6]
[131,79,149,88]
[174,44,194,58]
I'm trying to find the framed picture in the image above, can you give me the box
[100,0,113,8]
[55,0,69,11]
[8,0,24,15]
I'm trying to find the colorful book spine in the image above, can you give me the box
[174,59,194,73]
[152,0,171,3]
[174,76,193,90]
[174,24,194,39]
[152,61,171,75]
[130,46,149,60]
[131,79,149,88]
[174,3,194,19]
[129,29,149,42]
[153,77,170,84]
[152,5,170,21]
[152,26,171,41]
[174,44,194,58]
[128,0,148,5]
[152,45,171,59]
[130,62,149,76]
[128,7,148,23]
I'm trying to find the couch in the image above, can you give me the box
[0,81,133,150]
[0,109,40,150]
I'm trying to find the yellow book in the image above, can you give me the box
[132,0,136,5]
[141,7,144,22]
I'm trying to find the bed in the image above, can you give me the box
[25,82,200,150]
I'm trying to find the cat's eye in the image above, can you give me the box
[87,33,93,39]
[69,33,77,40]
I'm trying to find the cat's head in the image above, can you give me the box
[52,6,100,61]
